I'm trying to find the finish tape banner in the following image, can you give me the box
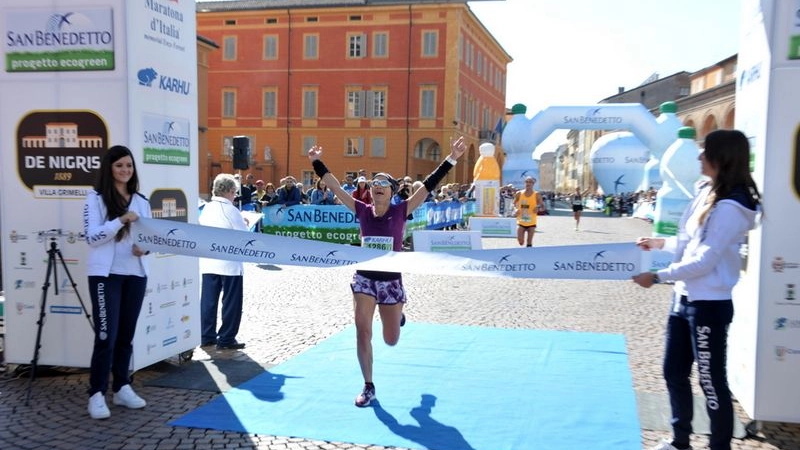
[133,218,649,280]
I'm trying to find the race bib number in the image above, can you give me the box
[519,204,531,222]
[362,235,394,251]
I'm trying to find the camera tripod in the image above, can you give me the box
[26,238,94,406]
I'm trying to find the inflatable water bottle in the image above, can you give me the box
[473,142,501,216]
[653,126,700,236]
[642,101,683,191]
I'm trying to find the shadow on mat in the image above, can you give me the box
[144,356,275,393]
[373,394,475,450]
[236,371,303,402]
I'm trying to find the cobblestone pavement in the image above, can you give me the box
[1,207,799,450]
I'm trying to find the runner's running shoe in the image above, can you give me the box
[354,384,376,407]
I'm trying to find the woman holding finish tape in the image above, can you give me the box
[633,129,761,450]
[83,145,151,420]
[307,136,466,407]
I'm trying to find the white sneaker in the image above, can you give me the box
[649,439,692,450]
[112,384,146,409]
[88,392,110,419]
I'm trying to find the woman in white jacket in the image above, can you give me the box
[83,145,151,420]
[633,129,761,450]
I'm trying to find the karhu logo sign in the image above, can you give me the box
[138,68,157,86]
[137,67,191,95]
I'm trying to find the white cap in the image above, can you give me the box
[479,142,495,156]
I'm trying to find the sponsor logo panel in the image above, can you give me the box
[141,113,190,166]
[149,189,189,222]
[17,111,108,196]
[5,7,115,73]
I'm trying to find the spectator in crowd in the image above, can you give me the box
[236,173,257,210]
[251,180,267,211]
[341,174,356,195]
[392,178,413,205]
[83,145,151,420]
[266,176,303,207]
[307,136,466,408]
[296,182,309,204]
[258,182,278,207]
[310,178,336,205]
[199,174,249,351]
[352,176,372,204]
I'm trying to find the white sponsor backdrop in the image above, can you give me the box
[730,0,800,423]
[0,0,199,370]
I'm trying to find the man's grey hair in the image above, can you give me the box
[212,173,237,197]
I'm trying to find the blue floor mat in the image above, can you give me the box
[171,323,640,450]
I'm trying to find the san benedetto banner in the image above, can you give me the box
[133,218,648,280]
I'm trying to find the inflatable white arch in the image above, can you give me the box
[500,103,682,190]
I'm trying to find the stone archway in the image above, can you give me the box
[702,114,719,136]
[723,107,735,129]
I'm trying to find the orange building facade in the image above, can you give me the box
[196,0,510,194]
[196,35,218,195]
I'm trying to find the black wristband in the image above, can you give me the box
[312,160,330,178]
[422,160,454,192]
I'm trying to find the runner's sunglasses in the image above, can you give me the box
[370,179,393,188]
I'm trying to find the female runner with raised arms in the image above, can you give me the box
[307,136,466,407]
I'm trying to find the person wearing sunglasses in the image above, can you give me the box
[307,136,466,408]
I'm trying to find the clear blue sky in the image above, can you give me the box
[468,0,742,154]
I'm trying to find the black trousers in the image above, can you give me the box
[663,295,734,450]
[88,274,147,396]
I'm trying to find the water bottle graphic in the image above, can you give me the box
[642,102,683,191]
[473,142,501,216]
[653,127,700,236]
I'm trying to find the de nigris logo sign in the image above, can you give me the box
[17,111,108,198]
